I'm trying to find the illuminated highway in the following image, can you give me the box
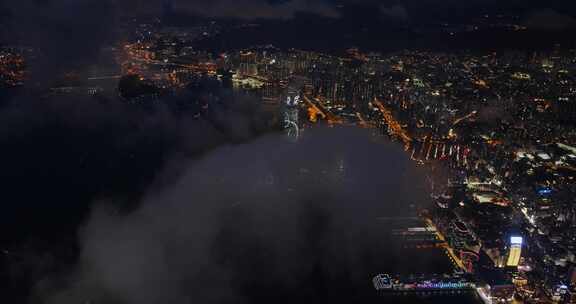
[424,217,467,271]
[302,94,343,125]
[373,98,412,149]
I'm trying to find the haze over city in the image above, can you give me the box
[1,1,576,303]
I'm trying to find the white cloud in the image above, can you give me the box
[174,0,340,19]
[524,9,576,30]
[380,4,409,21]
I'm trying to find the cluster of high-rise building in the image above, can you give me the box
[4,19,576,302]
[218,47,576,303]
[0,47,27,88]
[98,35,576,303]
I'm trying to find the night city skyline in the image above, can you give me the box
[1,1,576,303]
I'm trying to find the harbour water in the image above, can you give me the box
[365,217,482,304]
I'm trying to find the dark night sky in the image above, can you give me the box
[2,1,576,37]
[112,0,576,21]
[2,0,575,57]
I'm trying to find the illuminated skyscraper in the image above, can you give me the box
[506,236,523,267]
[282,86,300,140]
[239,51,258,76]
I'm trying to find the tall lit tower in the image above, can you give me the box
[282,86,300,140]
[506,236,523,267]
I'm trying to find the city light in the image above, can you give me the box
[3,3,576,303]
[510,236,523,245]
